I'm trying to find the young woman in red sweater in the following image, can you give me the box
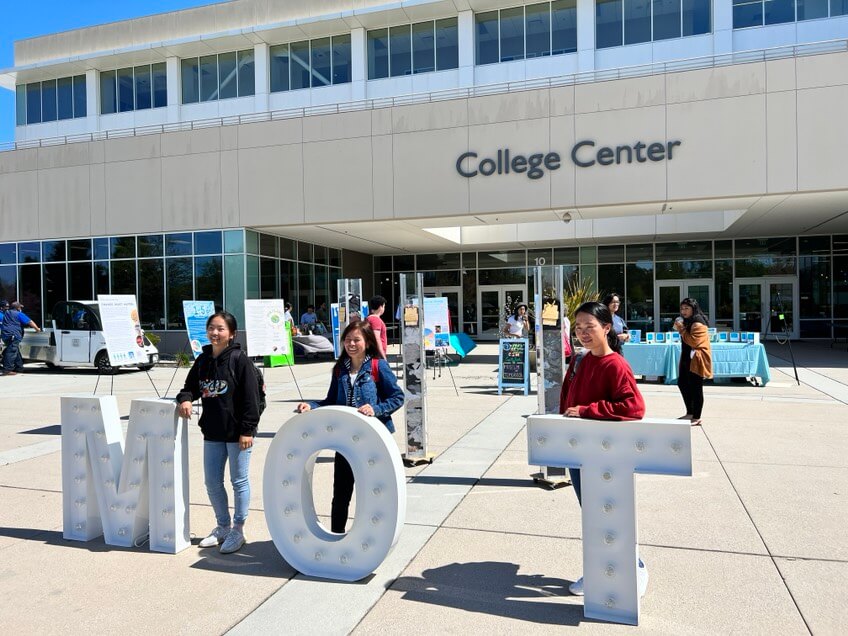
[559,301,647,598]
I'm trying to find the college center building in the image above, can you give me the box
[1,0,848,350]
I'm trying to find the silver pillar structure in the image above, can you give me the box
[400,273,428,461]
[337,278,363,330]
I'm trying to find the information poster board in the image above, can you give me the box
[498,338,530,395]
[423,296,450,350]
[330,303,341,358]
[98,294,146,367]
[245,299,290,356]
[183,300,215,359]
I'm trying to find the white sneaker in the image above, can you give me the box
[220,527,245,554]
[568,576,584,596]
[637,561,649,598]
[198,525,230,548]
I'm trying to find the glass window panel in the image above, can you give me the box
[735,257,796,277]
[224,229,244,253]
[166,258,192,328]
[799,257,831,319]
[656,261,712,279]
[100,71,117,115]
[43,264,67,321]
[110,260,136,295]
[478,250,526,267]
[200,55,218,101]
[134,65,151,110]
[314,245,329,265]
[655,241,712,260]
[0,265,17,304]
[270,44,291,92]
[280,238,295,259]
[526,3,552,58]
[329,248,341,268]
[797,0,829,19]
[833,0,848,15]
[237,49,255,97]
[580,245,598,264]
[26,83,42,124]
[715,240,733,258]
[260,258,279,298]
[478,267,525,285]
[598,264,625,298]
[435,18,459,70]
[800,320,831,338]
[799,236,830,254]
[554,247,580,265]
[259,234,279,257]
[73,75,87,117]
[297,241,313,263]
[0,243,15,264]
[247,256,260,299]
[332,35,352,84]
[422,270,461,286]
[765,0,795,24]
[118,67,134,112]
[715,259,733,320]
[733,0,764,27]
[194,231,223,255]
[138,259,164,329]
[245,230,259,255]
[626,243,653,262]
[834,256,848,317]
[290,41,312,90]
[376,256,392,271]
[624,0,652,44]
[94,261,109,295]
[41,79,57,122]
[500,6,525,61]
[224,255,246,327]
[476,11,500,65]
[19,264,42,325]
[597,0,624,48]
[42,241,66,262]
[311,38,332,87]
[682,0,712,35]
[166,233,193,256]
[298,263,314,313]
[280,259,296,306]
[109,237,135,259]
[367,29,390,79]
[20,242,41,263]
[390,25,412,77]
[218,52,238,100]
[93,238,110,261]
[625,262,654,332]
[181,58,199,104]
[416,253,462,269]
[598,245,625,263]
[67,239,92,261]
[834,235,848,254]
[152,63,167,108]
[735,237,796,257]
[412,22,436,74]
[394,254,414,270]
[137,234,164,258]
[57,77,74,120]
[16,85,27,126]
[653,0,682,39]
[195,256,224,307]
[68,262,93,303]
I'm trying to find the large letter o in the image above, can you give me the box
[263,406,406,581]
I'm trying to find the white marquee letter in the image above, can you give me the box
[263,406,405,581]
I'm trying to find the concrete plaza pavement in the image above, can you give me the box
[0,341,845,634]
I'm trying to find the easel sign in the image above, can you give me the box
[498,338,530,395]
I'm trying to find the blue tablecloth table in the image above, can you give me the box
[622,342,771,385]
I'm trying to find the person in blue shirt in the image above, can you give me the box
[1,301,42,375]
[300,305,318,325]
[603,293,630,343]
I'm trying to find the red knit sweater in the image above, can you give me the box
[559,351,645,420]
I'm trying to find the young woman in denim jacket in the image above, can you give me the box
[296,320,404,533]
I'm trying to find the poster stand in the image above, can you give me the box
[497,337,530,395]
[400,273,434,466]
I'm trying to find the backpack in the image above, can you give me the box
[227,349,267,416]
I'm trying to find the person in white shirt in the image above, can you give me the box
[503,303,529,338]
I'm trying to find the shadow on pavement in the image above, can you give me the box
[390,561,585,626]
[190,538,295,579]
[20,424,61,435]
[408,476,537,488]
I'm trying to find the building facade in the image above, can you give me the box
[1,0,847,345]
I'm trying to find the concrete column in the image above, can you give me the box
[351,27,366,101]
[85,69,98,133]
[458,10,475,88]
[576,0,596,74]
[165,57,180,124]
[254,42,270,112]
[713,0,734,55]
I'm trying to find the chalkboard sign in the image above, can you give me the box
[498,338,530,395]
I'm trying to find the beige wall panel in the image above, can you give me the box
[766,92,797,193]
[468,119,552,214]
[0,172,39,240]
[104,135,162,164]
[38,166,91,238]
[766,58,796,93]
[666,63,765,104]
[550,85,575,117]
[303,110,372,143]
[90,141,105,165]
[238,118,303,149]
[796,51,848,90]
[89,164,107,236]
[575,75,666,114]
[392,99,468,134]
[238,145,305,225]
[103,160,163,234]
[467,89,549,125]
[0,148,37,175]
[393,128,469,218]
[573,106,668,207]
[667,95,767,199]
[549,115,577,209]
[221,125,239,152]
[372,108,393,136]
[161,153,222,231]
[161,128,222,157]
[797,85,848,191]
[372,135,394,219]
[220,150,240,227]
[303,138,374,222]
[37,144,91,170]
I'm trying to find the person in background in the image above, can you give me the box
[365,295,388,357]
[503,303,530,338]
[295,320,404,533]
[177,311,260,554]
[673,297,713,426]
[1,301,42,376]
[602,292,630,342]
[316,301,329,327]
[283,302,294,325]
[559,301,647,598]
[301,305,318,326]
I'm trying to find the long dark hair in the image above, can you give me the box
[335,320,384,373]
[206,310,238,344]
[574,301,621,354]
[680,297,707,330]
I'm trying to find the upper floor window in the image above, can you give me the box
[100,63,167,115]
[16,75,86,126]
[270,34,351,92]
[476,1,577,65]
[596,0,710,49]
[368,17,458,79]
[732,0,846,28]
[181,50,254,104]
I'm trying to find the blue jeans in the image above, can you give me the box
[203,441,252,527]
[2,338,22,372]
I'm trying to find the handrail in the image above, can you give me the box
[1,37,846,153]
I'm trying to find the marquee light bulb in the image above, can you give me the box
[569,437,578,447]
[326,426,334,433]
[602,471,613,481]
[536,436,547,446]
[602,439,611,450]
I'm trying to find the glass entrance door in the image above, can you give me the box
[478,285,526,340]
[424,286,462,334]
[734,277,798,338]
[655,280,713,332]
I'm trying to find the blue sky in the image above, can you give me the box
[0,0,228,144]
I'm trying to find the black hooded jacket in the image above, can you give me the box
[176,343,260,442]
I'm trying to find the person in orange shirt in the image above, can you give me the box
[365,295,389,357]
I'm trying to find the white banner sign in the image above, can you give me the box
[97,294,146,367]
[244,299,290,356]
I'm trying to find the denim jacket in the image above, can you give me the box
[308,358,404,433]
